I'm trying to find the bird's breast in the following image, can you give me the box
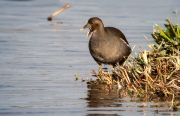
[89,37,119,64]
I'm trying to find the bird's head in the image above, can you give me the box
[79,17,104,39]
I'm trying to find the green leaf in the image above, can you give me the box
[155,24,171,41]
[165,27,171,38]
[177,25,180,38]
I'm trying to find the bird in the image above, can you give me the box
[79,17,131,73]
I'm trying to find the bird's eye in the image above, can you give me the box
[96,24,98,26]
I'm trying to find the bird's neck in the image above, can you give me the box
[93,27,106,39]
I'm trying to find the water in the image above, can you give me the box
[0,0,180,116]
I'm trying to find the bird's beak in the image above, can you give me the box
[79,27,84,31]
[79,24,92,39]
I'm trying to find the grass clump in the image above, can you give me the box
[88,13,180,108]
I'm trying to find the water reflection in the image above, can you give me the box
[86,84,122,108]
[85,83,180,116]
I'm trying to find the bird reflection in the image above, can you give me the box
[85,84,123,108]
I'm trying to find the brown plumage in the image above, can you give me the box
[80,17,131,67]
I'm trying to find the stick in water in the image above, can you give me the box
[47,4,70,21]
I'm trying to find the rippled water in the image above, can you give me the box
[1,0,180,116]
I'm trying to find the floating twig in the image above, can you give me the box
[47,4,70,21]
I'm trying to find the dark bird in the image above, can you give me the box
[79,17,131,72]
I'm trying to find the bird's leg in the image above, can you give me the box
[98,64,103,74]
